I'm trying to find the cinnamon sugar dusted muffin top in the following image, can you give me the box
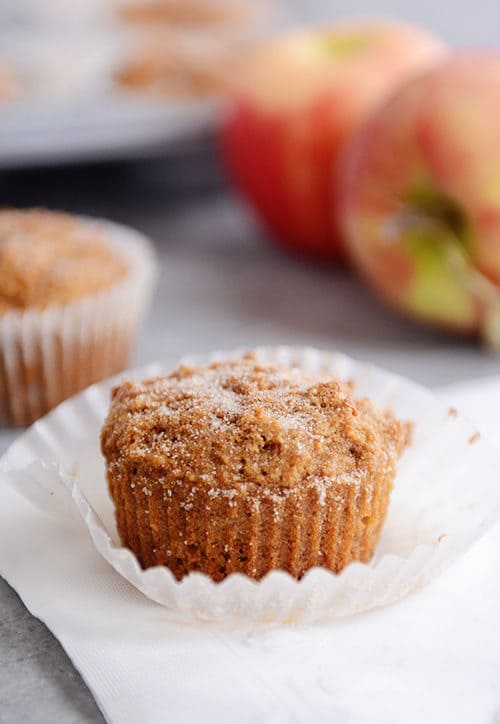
[0,207,154,427]
[0,208,127,314]
[101,355,411,582]
[103,356,408,492]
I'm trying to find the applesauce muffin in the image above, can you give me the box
[0,208,155,426]
[101,355,411,582]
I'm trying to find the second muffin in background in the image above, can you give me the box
[0,208,156,426]
[101,353,411,582]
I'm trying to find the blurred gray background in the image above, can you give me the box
[294,0,500,45]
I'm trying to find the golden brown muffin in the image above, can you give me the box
[101,355,411,582]
[0,208,126,314]
[0,208,153,427]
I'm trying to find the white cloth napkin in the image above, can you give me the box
[1,378,500,724]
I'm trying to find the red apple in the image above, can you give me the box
[221,20,447,261]
[340,51,500,343]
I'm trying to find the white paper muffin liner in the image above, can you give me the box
[2,345,500,623]
[0,215,156,426]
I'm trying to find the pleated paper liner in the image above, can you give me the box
[0,216,156,426]
[111,463,392,582]
[2,346,500,623]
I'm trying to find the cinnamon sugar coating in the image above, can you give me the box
[101,356,411,581]
[0,208,126,313]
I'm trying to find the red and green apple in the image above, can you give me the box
[340,51,500,343]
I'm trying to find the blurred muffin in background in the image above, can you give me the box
[0,0,273,105]
[116,0,266,30]
[0,208,156,426]
[115,32,237,98]
[114,0,271,101]
[0,59,19,101]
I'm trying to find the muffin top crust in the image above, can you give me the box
[0,208,127,314]
[101,355,411,496]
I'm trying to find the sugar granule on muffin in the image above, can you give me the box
[101,355,411,582]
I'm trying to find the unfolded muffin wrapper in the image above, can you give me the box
[0,217,156,426]
[2,345,500,623]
